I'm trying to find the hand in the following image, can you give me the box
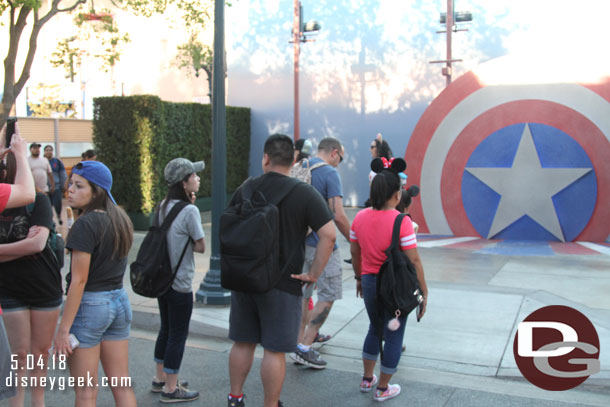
[291,272,317,284]
[189,192,196,204]
[6,129,26,158]
[53,330,73,356]
[417,295,427,321]
[27,226,42,239]
[356,280,362,298]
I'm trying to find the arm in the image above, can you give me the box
[47,168,55,192]
[350,240,363,297]
[59,165,68,193]
[193,238,205,253]
[328,196,350,241]
[186,205,205,253]
[404,247,428,320]
[54,250,90,355]
[4,130,36,208]
[0,226,49,262]
[291,220,336,283]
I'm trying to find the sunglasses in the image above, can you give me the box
[370,144,376,149]
[337,150,344,163]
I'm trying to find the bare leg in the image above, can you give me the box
[155,362,165,384]
[3,310,30,407]
[260,349,285,407]
[378,372,393,389]
[164,373,179,392]
[69,345,101,407]
[301,301,333,346]
[297,297,310,343]
[363,358,376,379]
[229,342,256,396]
[29,309,60,407]
[99,340,136,407]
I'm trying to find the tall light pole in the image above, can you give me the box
[292,1,320,140]
[196,0,230,305]
[430,0,472,86]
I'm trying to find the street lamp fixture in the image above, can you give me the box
[291,1,321,140]
[430,1,473,86]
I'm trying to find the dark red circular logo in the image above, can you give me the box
[513,305,600,391]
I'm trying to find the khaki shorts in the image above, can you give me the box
[302,246,343,302]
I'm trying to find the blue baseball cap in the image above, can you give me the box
[72,161,117,205]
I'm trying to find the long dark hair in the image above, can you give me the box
[160,173,192,215]
[370,170,401,210]
[0,152,16,184]
[75,181,134,258]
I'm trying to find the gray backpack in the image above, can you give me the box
[290,159,328,184]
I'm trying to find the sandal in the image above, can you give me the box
[314,333,331,343]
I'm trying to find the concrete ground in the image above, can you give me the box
[6,206,610,406]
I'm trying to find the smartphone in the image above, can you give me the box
[69,333,80,350]
[5,117,17,148]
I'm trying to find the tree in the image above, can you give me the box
[27,83,77,117]
[175,34,213,99]
[0,0,213,123]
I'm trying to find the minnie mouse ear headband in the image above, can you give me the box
[371,157,406,174]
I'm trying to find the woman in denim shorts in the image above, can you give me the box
[52,161,136,407]
[0,151,63,407]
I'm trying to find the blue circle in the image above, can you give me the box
[462,123,597,241]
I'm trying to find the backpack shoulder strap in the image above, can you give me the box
[158,201,190,232]
[387,213,407,254]
[309,161,328,171]
[240,177,255,201]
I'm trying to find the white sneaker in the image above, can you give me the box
[373,384,401,402]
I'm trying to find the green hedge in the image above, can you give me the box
[93,95,250,213]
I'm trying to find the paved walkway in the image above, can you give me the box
[42,206,610,406]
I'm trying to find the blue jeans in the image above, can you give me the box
[48,188,63,220]
[361,274,407,374]
[70,288,132,348]
[154,288,193,374]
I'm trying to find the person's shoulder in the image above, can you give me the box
[182,203,200,217]
[77,210,106,224]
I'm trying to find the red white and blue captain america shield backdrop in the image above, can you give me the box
[406,55,610,242]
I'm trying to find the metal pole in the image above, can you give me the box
[196,0,230,305]
[446,0,453,86]
[293,0,300,141]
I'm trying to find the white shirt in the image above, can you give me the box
[27,156,51,193]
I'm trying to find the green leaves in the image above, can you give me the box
[93,96,250,213]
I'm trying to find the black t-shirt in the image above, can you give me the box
[0,193,62,304]
[230,172,334,295]
[65,211,127,292]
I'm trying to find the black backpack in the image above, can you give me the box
[376,214,424,357]
[220,176,301,293]
[130,201,191,298]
